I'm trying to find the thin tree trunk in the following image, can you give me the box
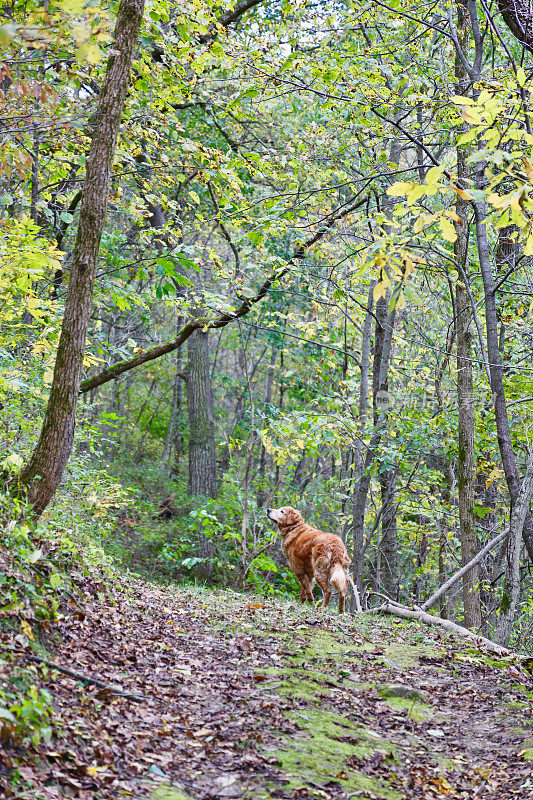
[495,448,533,646]
[349,283,374,595]
[19,0,145,516]
[108,372,133,461]
[162,354,181,471]
[379,467,399,600]
[257,345,277,506]
[184,330,217,498]
[454,8,481,628]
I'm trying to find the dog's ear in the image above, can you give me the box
[285,507,302,527]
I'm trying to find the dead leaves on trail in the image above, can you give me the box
[2,582,533,799]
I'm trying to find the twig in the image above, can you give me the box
[24,654,147,702]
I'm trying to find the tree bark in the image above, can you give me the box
[497,0,533,54]
[184,330,217,498]
[379,466,399,600]
[495,448,533,646]
[349,283,374,593]
[474,196,533,561]
[19,0,145,516]
[162,356,182,472]
[257,345,277,506]
[454,6,481,628]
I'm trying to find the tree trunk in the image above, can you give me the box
[19,0,145,516]
[162,352,182,472]
[185,330,217,498]
[474,194,533,561]
[379,466,399,600]
[349,283,374,593]
[454,9,481,627]
[495,448,533,646]
[257,345,277,506]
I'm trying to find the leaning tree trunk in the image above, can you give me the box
[184,330,217,498]
[495,448,533,646]
[19,0,145,517]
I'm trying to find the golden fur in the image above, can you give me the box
[267,506,351,612]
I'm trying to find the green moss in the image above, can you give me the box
[520,748,533,761]
[382,696,433,721]
[506,701,529,711]
[378,684,422,700]
[149,786,194,800]
[273,709,400,799]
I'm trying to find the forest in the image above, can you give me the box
[2,0,533,797]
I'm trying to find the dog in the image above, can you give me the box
[267,506,351,612]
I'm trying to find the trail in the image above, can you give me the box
[9,581,533,799]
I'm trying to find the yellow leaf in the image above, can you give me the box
[386,181,414,196]
[85,766,106,776]
[524,157,533,182]
[523,233,533,256]
[85,42,101,65]
[20,620,34,640]
[517,67,526,87]
[406,184,427,205]
[444,209,462,223]
[451,94,476,105]
[439,215,457,242]
[452,185,473,201]
[425,165,445,185]
[461,106,482,124]
[373,281,388,302]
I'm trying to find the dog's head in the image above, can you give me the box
[266,506,304,530]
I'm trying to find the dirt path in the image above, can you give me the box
[9,582,533,799]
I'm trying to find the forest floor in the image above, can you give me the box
[4,580,533,800]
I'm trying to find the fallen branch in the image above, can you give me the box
[421,529,508,612]
[378,603,510,656]
[25,654,146,702]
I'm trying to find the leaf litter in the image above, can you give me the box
[2,579,533,799]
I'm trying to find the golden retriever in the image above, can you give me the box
[267,506,351,612]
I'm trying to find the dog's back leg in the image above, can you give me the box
[315,574,331,607]
[297,573,315,605]
[330,564,348,613]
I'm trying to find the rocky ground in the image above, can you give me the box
[2,581,533,799]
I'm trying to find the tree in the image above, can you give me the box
[19,0,145,516]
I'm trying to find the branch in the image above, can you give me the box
[25,653,146,702]
[198,0,263,44]
[496,0,533,54]
[378,603,511,656]
[208,181,240,273]
[421,530,508,612]
[80,197,366,393]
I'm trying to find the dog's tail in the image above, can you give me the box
[346,574,363,614]
[330,563,347,596]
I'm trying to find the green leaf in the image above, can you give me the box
[26,549,43,564]
[49,572,62,589]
